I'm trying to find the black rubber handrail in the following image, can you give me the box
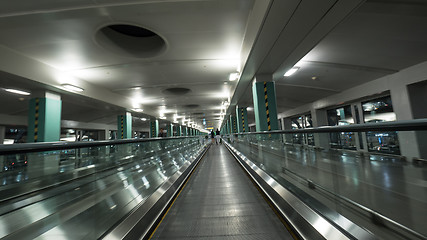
[0,136,201,155]
[228,118,427,135]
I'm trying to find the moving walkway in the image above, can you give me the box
[0,120,425,239]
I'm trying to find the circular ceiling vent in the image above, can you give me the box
[95,24,167,58]
[162,88,191,95]
[185,104,199,108]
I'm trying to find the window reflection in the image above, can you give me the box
[327,105,356,150]
[362,96,400,155]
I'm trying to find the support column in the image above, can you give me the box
[28,92,62,142]
[117,112,132,139]
[252,75,279,132]
[150,120,159,138]
[177,125,182,136]
[227,121,231,134]
[283,118,293,143]
[392,81,427,160]
[0,126,5,144]
[168,124,173,137]
[236,106,248,133]
[230,115,237,133]
[311,109,330,150]
[98,129,109,140]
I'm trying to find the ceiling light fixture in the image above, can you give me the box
[159,116,166,120]
[141,118,147,121]
[4,88,31,96]
[229,72,240,81]
[284,67,300,77]
[132,108,143,112]
[61,84,84,92]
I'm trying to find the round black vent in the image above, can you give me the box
[95,24,167,58]
[108,25,156,37]
[162,88,191,95]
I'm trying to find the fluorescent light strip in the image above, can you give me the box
[4,88,31,95]
[284,67,300,77]
[61,84,84,92]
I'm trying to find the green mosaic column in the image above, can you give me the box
[236,106,248,133]
[177,126,182,136]
[168,124,173,137]
[183,126,187,136]
[117,112,132,139]
[150,120,159,138]
[252,80,279,132]
[28,95,62,142]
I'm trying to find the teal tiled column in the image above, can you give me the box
[28,94,62,142]
[168,124,173,137]
[177,125,182,136]
[117,112,132,139]
[252,79,279,132]
[236,106,248,133]
[150,120,159,138]
[230,115,237,133]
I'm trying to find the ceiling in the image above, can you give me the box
[0,0,426,131]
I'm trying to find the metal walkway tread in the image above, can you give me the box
[150,144,294,239]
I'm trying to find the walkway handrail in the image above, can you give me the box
[232,118,427,135]
[282,167,427,240]
[0,136,201,155]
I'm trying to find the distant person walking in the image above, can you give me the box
[158,128,166,137]
[210,129,215,144]
[215,128,221,144]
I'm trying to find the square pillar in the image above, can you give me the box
[117,112,132,139]
[28,92,62,142]
[252,76,279,132]
[236,106,248,133]
[230,115,237,133]
[311,109,330,150]
[168,124,173,137]
[177,125,182,136]
[0,126,5,144]
[150,120,159,138]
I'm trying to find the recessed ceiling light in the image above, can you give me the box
[284,67,300,77]
[4,88,31,96]
[61,84,84,92]
[132,108,143,112]
[141,118,147,121]
[229,72,240,81]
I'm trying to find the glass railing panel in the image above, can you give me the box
[226,130,427,239]
[0,136,207,239]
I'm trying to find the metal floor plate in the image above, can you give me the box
[150,145,294,240]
